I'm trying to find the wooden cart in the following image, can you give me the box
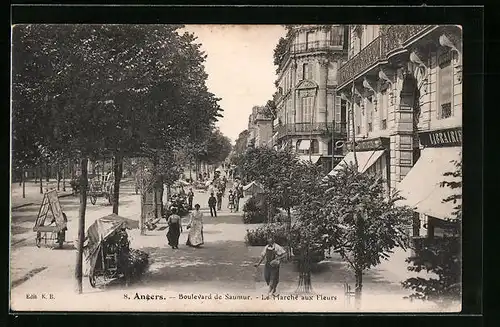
[33,190,67,248]
[88,174,114,205]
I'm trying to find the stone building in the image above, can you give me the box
[334,25,462,243]
[273,25,349,173]
[247,106,273,148]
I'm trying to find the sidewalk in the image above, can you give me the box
[11,179,74,210]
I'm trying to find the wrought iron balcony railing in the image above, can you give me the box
[292,40,344,54]
[276,122,347,139]
[278,39,345,73]
[338,25,434,87]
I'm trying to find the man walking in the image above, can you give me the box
[208,192,217,217]
[254,236,286,295]
[187,188,194,210]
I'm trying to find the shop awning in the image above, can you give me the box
[328,150,385,175]
[298,140,311,150]
[396,147,462,220]
[298,155,321,164]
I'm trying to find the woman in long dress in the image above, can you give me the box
[166,207,182,249]
[186,204,204,247]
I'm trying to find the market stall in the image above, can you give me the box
[83,214,148,288]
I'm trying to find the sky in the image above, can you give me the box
[181,25,286,143]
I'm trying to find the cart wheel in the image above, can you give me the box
[89,273,97,288]
[90,195,97,205]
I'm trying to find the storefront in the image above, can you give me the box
[328,137,391,190]
[396,127,462,239]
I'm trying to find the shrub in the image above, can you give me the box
[245,223,288,246]
[242,194,278,224]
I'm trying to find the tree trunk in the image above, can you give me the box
[57,165,61,191]
[39,165,43,194]
[112,154,123,215]
[355,267,363,309]
[21,168,26,198]
[75,157,88,294]
[45,163,50,182]
[153,156,159,219]
[159,174,164,218]
[189,159,193,182]
[296,247,313,293]
[140,191,146,236]
[286,207,292,260]
[62,165,66,192]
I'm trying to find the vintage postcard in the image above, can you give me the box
[10,24,463,312]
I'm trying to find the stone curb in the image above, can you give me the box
[11,193,75,210]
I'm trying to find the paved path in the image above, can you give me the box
[11,179,73,209]
[10,178,446,312]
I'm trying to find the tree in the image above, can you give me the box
[299,163,413,302]
[198,128,232,166]
[12,24,222,293]
[402,155,462,306]
[273,25,295,72]
[287,162,325,293]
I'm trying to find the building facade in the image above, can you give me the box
[335,25,462,245]
[247,106,273,148]
[273,25,349,173]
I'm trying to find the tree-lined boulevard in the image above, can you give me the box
[10,24,462,312]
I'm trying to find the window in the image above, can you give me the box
[367,96,373,132]
[380,89,388,130]
[306,31,315,49]
[438,50,453,119]
[301,96,314,123]
[330,26,343,46]
[334,95,342,124]
[303,63,312,80]
[355,102,361,135]
[296,139,319,155]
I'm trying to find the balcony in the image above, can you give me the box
[276,122,347,139]
[278,39,345,73]
[291,40,344,54]
[338,25,435,87]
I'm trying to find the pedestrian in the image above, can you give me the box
[186,204,204,247]
[166,207,182,249]
[216,188,223,211]
[234,186,244,212]
[187,188,194,210]
[208,192,217,217]
[254,235,286,295]
[228,190,235,213]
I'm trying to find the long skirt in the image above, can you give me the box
[167,222,181,247]
[186,221,204,247]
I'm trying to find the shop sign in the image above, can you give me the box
[347,137,390,151]
[419,127,462,147]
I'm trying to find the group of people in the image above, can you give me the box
[207,178,244,217]
[165,172,286,295]
[166,203,204,250]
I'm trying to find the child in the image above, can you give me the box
[228,190,235,213]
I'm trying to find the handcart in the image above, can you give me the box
[84,214,139,288]
[88,174,115,205]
